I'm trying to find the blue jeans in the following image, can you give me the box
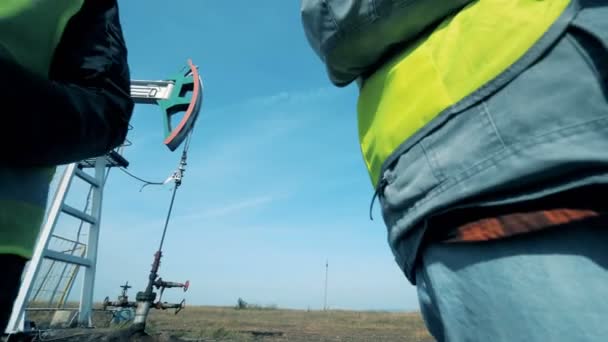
[416,220,608,342]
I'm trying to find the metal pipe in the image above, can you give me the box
[133,301,151,326]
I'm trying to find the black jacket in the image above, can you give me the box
[1,0,134,166]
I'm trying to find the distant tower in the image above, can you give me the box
[323,260,329,311]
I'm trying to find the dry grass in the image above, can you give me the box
[146,306,434,342]
[22,304,434,341]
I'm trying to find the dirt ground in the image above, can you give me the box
[12,306,434,342]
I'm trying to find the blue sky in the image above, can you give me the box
[54,0,418,312]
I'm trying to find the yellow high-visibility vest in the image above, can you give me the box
[358,0,571,186]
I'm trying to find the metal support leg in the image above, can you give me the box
[78,157,106,326]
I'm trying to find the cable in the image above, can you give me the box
[156,131,193,252]
[118,167,167,192]
[118,167,164,185]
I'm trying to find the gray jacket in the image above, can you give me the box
[300,0,473,86]
[301,0,608,285]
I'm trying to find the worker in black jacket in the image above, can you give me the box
[0,0,133,332]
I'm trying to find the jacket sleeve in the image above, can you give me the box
[0,0,134,167]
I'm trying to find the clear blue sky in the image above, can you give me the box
[58,0,418,311]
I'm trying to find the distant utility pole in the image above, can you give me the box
[324,260,329,311]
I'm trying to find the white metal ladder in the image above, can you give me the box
[7,157,109,331]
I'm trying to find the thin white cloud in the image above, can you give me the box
[205,86,338,117]
[200,195,274,218]
[246,86,336,107]
[180,193,285,221]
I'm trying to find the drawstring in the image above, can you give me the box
[369,177,388,221]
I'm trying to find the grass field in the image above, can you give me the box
[144,306,434,341]
[23,305,433,341]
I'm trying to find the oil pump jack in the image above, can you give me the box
[5,60,204,335]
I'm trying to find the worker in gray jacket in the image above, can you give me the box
[301,0,608,340]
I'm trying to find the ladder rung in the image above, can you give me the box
[62,205,97,225]
[74,168,100,187]
[45,250,91,267]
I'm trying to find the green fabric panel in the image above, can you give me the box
[0,0,84,75]
[0,200,46,259]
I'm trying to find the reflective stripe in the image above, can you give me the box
[358,0,571,186]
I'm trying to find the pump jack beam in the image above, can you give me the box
[130,59,203,151]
